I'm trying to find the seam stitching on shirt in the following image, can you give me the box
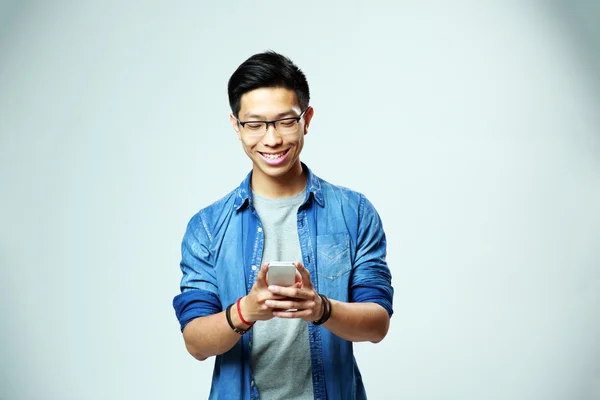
[199,210,213,242]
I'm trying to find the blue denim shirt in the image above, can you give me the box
[173,164,394,400]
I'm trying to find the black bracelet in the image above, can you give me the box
[312,294,326,325]
[312,294,330,325]
[312,294,332,325]
[323,295,332,323]
[226,303,250,335]
[324,295,332,321]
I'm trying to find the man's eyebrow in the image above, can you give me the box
[243,110,298,120]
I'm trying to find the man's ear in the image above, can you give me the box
[303,106,314,135]
[230,113,241,140]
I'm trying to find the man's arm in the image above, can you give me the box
[321,300,390,343]
[266,195,393,343]
[177,263,291,361]
[267,264,390,343]
[173,215,245,361]
[182,308,246,361]
[334,194,393,342]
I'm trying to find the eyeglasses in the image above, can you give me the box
[236,109,307,137]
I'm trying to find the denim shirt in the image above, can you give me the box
[173,164,394,400]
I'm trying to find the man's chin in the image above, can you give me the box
[257,166,289,179]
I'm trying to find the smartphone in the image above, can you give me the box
[267,261,296,287]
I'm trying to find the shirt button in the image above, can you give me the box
[257,227,263,233]
[252,265,257,271]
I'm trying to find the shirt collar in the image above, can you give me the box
[233,162,324,211]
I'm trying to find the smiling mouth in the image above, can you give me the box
[258,149,289,160]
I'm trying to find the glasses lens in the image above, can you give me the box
[276,119,299,134]
[242,122,266,136]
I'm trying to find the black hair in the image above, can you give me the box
[227,51,310,118]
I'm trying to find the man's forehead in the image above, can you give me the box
[239,87,300,118]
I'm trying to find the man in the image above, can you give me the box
[173,51,394,400]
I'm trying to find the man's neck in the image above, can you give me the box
[250,162,307,199]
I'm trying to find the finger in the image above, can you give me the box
[295,262,313,288]
[295,270,302,284]
[273,309,313,319]
[269,285,311,300]
[294,270,303,289]
[265,299,306,310]
[255,263,269,288]
[262,292,290,302]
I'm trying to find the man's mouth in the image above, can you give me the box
[259,150,288,159]
[258,149,290,165]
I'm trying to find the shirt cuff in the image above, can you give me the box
[351,286,394,317]
[173,289,222,331]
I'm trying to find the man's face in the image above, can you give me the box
[230,87,313,182]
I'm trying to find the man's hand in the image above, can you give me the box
[264,262,324,322]
[240,263,295,324]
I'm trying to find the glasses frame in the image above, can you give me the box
[236,109,308,135]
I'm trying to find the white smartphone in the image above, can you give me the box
[267,261,297,287]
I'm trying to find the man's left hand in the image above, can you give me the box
[264,262,324,322]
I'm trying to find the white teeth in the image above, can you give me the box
[262,151,285,159]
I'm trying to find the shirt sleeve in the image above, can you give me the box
[350,195,394,317]
[172,212,222,331]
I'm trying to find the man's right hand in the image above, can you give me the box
[239,263,298,323]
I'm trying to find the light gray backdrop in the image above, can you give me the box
[1,1,599,399]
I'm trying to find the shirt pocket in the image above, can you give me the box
[316,233,352,281]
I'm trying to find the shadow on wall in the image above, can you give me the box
[548,1,600,105]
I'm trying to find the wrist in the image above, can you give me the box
[312,294,332,325]
[237,297,255,326]
[226,304,250,335]
[316,295,325,320]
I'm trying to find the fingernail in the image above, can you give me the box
[268,286,276,292]
[265,300,272,306]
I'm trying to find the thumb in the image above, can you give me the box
[295,261,313,288]
[255,263,269,288]
[294,271,303,288]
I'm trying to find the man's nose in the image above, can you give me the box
[261,123,283,145]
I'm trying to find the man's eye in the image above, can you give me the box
[246,123,264,130]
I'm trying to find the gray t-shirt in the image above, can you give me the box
[250,188,314,400]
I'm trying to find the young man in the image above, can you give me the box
[173,51,394,400]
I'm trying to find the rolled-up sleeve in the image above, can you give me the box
[350,195,394,317]
[172,212,222,331]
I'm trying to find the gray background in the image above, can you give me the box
[1,1,600,399]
